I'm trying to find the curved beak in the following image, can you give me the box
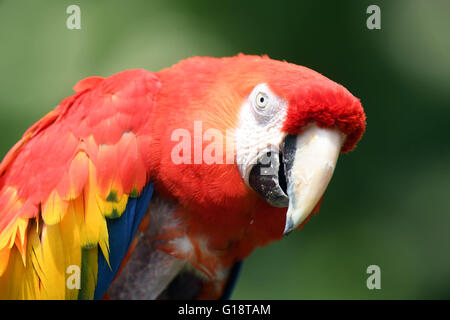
[249,124,344,236]
[282,125,344,235]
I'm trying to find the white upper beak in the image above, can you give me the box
[283,124,344,234]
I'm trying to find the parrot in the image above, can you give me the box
[0,54,366,300]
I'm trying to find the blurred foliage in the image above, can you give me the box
[0,0,450,299]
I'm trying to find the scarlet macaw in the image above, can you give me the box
[0,54,365,299]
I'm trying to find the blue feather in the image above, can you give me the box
[94,183,154,299]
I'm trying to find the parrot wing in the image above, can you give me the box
[0,69,161,299]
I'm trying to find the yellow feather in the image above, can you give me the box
[29,221,45,298]
[19,226,40,299]
[0,187,25,249]
[13,218,29,266]
[70,196,89,247]
[0,247,22,299]
[39,224,66,299]
[83,160,110,265]
[0,243,40,299]
[97,192,129,219]
[59,207,82,299]
[42,190,69,225]
[0,216,24,250]
[0,246,11,278]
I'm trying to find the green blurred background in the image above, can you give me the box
[1,0,450,299]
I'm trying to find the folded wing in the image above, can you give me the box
[0,69,160,299]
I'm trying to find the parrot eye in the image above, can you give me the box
[249,83,284,122]
[255,92,269,109]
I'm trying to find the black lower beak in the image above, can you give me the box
[248,135,297,208]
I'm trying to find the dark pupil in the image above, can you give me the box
[260,97,264,103]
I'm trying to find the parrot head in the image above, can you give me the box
[153,54,365,259]
[232,67,365,235]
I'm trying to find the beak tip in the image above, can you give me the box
[283,218,295,236]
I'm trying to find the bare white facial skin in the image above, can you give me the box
[235,83,288,184]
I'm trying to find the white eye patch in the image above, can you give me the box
[235,83,288,184]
